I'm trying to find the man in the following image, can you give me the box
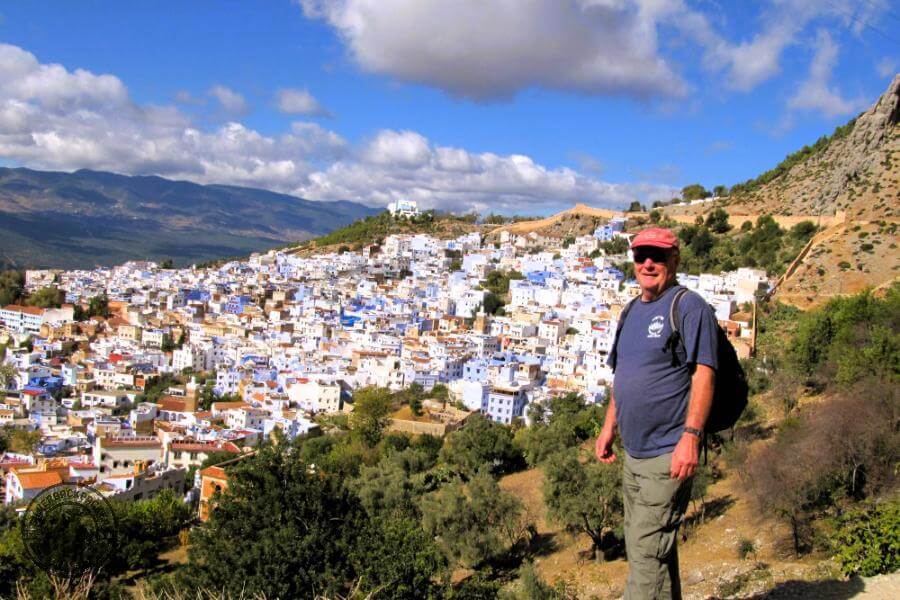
[595,227,718,600]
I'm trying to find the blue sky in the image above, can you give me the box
[0,0,896,214]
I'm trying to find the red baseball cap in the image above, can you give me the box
[630,227,679,250]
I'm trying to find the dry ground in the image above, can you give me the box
[498,394,897,600]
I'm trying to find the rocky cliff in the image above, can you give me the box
[726,74,899,219]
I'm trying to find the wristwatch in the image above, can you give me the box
[683,426,703,438]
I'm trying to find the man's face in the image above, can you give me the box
[633,246,678,296]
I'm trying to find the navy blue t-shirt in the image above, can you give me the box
[608,285,719,458]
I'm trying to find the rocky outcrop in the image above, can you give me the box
[726,74,899,219]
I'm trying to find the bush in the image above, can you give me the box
[831,499,900,577]
[737,538,757,560]
[440,414,523,477]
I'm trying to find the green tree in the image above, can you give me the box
[0,271,24,306]
[483,291,504,315]
[599,237,629,255]
[87,293,109,318]
[681,183,711,201]
[431,383,449,402]
[790,220,817,241]
[705,208,732,234]
[24,286,64,309]
[440,414,523,477]
[350,387,394,446]
[8,430,41,454]
[184,446,367,598]
[515,394,601,467]
[419,469,529,568]
[114,489,192,572]
[0,363,16,390]
[543,450,623,561]
[351,516,446,599]
[713,185,729,197]
[160,333,176,353]
[626,201,646,212]
[351,448,435,519]
[649,209,661,224]
[689,227,715,257]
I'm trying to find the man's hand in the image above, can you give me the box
[595,428,617,464]
[670,433,700,480]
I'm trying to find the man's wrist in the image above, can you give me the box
[682,426,703,439]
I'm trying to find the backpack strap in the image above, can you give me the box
[609,295,639,372]
[662,287,689,365]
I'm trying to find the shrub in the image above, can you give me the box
[831,500,900,577]
[737,538,757,560]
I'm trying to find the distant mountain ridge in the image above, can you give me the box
[0,167,378,269]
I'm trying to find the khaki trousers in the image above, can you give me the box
[623,451,692,600]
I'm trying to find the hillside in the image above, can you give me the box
[0,167,377,269]
[670,74,899,220]
[290,210,491,256]
[656,76,900,306]
[486,203,624,239]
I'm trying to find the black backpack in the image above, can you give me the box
[612,286,748,434]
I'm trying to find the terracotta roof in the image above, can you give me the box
[158,396,189,412]
[170,439,240,453]
[99,437,161,448]
[212,401,248,411]
[200,465,227,479]
[15,470,63,489]
[2,304,45,316]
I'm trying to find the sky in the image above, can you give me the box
[0,0,897,215]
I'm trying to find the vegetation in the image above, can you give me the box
[681,184,711,201]
[420,469,529,569]
[515,393,602,467]
[0,270,24,306]
[1,489,190,598]
[626,201,646,212]
[543,449,623,561]
[730,118,857,195]
[302,209,455,250]
[24,285,64,309]
[74,292,110,321]
[740,285,899,556]
[597,236,629,256]
[830,499,900,577]
[440,414,523,478]
[676,215,818,276]
[479,269,524,315]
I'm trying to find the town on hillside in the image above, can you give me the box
[0,210,767,514]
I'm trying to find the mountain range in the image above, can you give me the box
[0,168,377,270]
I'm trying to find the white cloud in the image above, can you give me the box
[295,130,676,213]
[0,42,676,213]
[788,30,865,118]
[276,88,331,117]
[299,0,687,101]
[0,43,343,190]
[209,85,248,115]
[669,0,889,92]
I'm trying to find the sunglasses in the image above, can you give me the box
[633,247,671,264]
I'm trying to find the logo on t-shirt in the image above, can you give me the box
[647,315,665,338]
